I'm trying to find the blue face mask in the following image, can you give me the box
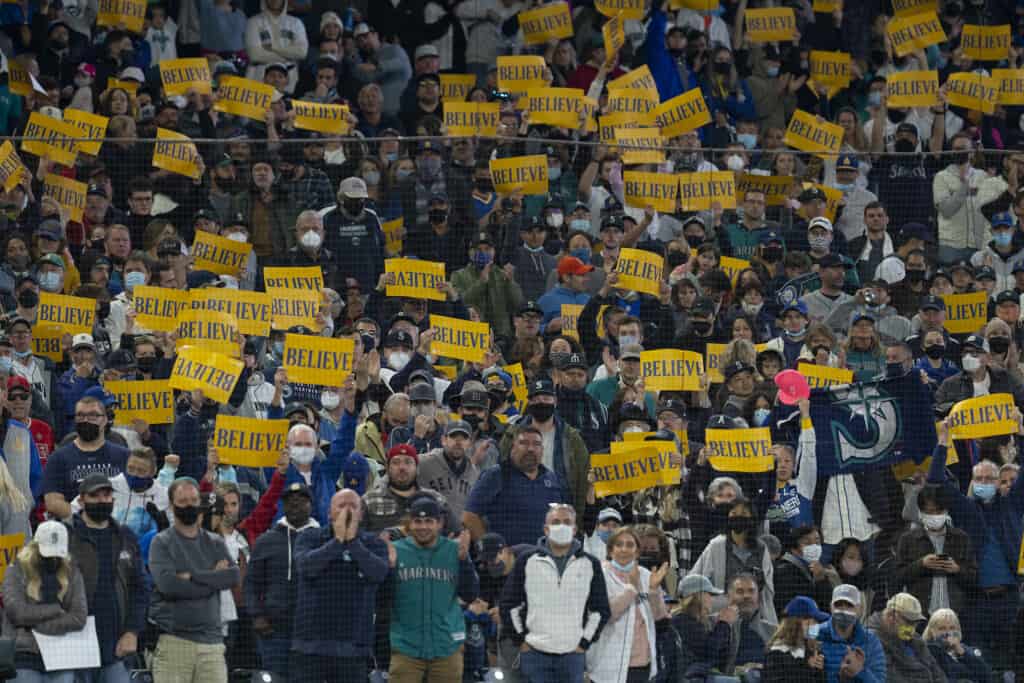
[974,482,997,501]
[473,250,493,269]
[218,466,238,484]
[272,340,285,357]
[13,348,32,359]
[765,66,779,78]
[570,248,591,264]
[125,474,153,492]
[0,357,12,374]
[611,559,636,573]
[570,218,591,232]
[124,271,146,290]
[867,91,883,107]
[548,166,562,181]
[753,408,771,426]
[737,133,757,150]
[596,529,611,543]
[994,231,1014,247]
[836,183,855,193]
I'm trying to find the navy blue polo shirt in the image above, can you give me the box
[465,463,570,546]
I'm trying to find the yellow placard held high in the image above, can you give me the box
[887,12,946,56]
[653,88,711,138]
[706,428,774,472]
[214,415,290,467]
[678,172,737,212]
[38,292,94,336]
[159,58,213,96]
[105,380,174,425]
[283,334,354,386]
[31,324,63,362]
[520,1,574,45]
[886,70,940,108]
[595,0,643,20]
[195,288,272,337]
[737,174,793,206]
[606,88,658,123]
[497,56,548,94]
[385,258,446,301]
[175,308,239,357]
[615,248,664,298]
[945,72,999,114]
[784,109,843,158]
[641,349,704,392]
[152,128,202,180]
[672,0,719,9]
[948,393,1018,440]
[718,256,750,285]
[214,75,275,121]
[706,342,726,383]
[43,174,86,223]
[608,66,657,92]
[62,109,109,156]
[263,266,323,291]
[441,74,477,102]
[430,315,491,364]
[191,229,252,276]
[489,155,549,195]
[0,534,25,582]
[292,100,351,135]
[444,102,500,137]
[0,141,25,192]
[561,304,583,341]
[7,59,43,98]
[603,12,625,66]
[523,88,587,129]
[21,112,78,167]
[168,346,243,404]
[941,291,988,335]
[270,288,321,331]
[994,69,1024,105]
[504,362,528,405]
[961,24,1010,61]
[809,51,851,97]
[592,443,680,497]
[623,171,678,213]
[892,0,936,15]
[744,8,797,42]
[797,361,854,389]
[599,112,640,143]
[96,0,146,32]
[382,217,404,254]
[132,285,192,333]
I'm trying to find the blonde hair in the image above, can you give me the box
[16,542,71,602]
[922,608,961,641]
[0,457,27,513]
[768,616,809,648]
[674,591,709,621]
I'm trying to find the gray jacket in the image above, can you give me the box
[1,559,88,656]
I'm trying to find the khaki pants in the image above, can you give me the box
[152,633,227,683]
[389,648,464,683]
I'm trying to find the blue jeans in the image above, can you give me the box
[257,637,291,676]
[518,649,584,683]
[76,662,131,683]
[14,671,75,683]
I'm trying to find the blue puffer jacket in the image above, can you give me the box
[814,618,886,683]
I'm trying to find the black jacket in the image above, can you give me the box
[927,642,992,683]
[894,526,976,616]
[773,553,836,619]
[244,520,319,637]
[934,366,1024,415]
[764,647,828,683]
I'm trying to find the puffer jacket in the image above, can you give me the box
[1,557,88,656]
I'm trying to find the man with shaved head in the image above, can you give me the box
[291,488,391,680]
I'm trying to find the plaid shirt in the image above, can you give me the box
[280,166,334,211]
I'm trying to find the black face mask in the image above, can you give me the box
[343,200,365,216]
[761,246,783,263]
[870,49,888,69]
[638,553,660,570]
[905,269,926,283]
[989,336,1011,355]
[17,290,38,308]
[462,414,483,431]
[887,108,907,124]
[812,345,830,358]
[949,151,971,166]
[894,139,916,154]
[669,48,685,58]
[925,345,946,359]
[41,557,62,573]
[488,389,507,410]
[727,516,755,534]
[136,357,157,374]
[173,504,201,526]
[713,61,732,75]
[76,421,102,442]
[691,320,712,335]
[685,234,705,249]
[527,403,555,423]
[886,362,907,377]
[428,209,448,224]
[84,501,113,523]
[667,251,688,270]
[475,179,493,192]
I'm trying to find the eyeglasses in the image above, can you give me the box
[74,412,104,421]
[7,393,29,401]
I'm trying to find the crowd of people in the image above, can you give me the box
[2,0,1024,681]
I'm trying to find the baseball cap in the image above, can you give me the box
[963,333,990,353]
[445,420,473,437]
[414,44,440,60]
[186,270,221,289]
[482,367,512,390]
[86,183,108,198]
[657,399,687,420]
[996,290,1020,306]
[35,520,68,559]
[992,211,1016,228]
[782,300,809,316]
[71,333,95,351]
[460,381,489,409]
[409,496,442,519]
[808,216,834,233]
[818,253,845,269]
[478,532,507,567]
[527,377,556,398]
[949,260,973,275]
[976,265,996,281]
[417,140,442,155]
[384,329,414,349]
[798,187,826,203]
[759,230,785,245]
[557,256,594,277]
[472,232,494,247]
[919,294,945,312]
[282,482,313,500]
[37,253,65,270]
[899,222,934,244]
[106,348,136,371]
[517,301,543,317]
[691,297,716,317]
[353,22,371,36]
[6,376,30,393]
[387,443,418,463]
[561,352,588,370]
[119,66,145,82]
[618,402,651,425]
[619,344,643,361]
[79,473,113,496]
[83,385,117,407]
[339,177,369,199]
[679,574,723,597]
[265,62,289,76]
[831,583,862,608]
[341,452,370,495]
[35,218,63,241]
[597,508,622,524]
[408,382,436,403]
[851,312,877,326]
[6,317,31,333]
[723,361,755,381]
[896,122,919,138]
[157,238,183,257]
[785,596,830,621]
[836,154,859,171]
[886,593,925,622]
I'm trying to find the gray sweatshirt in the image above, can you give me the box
[416,449,480,526]
[148,527,239,644]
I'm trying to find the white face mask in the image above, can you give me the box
[726,154,746,171]
[623,425,646,434]
[300,230,323,249]
[320,391,340,410]
[226,232,247,243]
[290,445,317,465]
[802,543,823,563]
[920,512,948,532]
[547,523,574,545]
[411,403,436,418]
[742,302,763,316]
[546,212,563,228]
[388,351,412,371]
[219,274,239,289]
[962,355,982,372]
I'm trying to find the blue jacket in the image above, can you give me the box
[815,618,886,683]
[55,368,101,438]
[170,406,217,482]
[291,527,390,656]
[537,285,590,330]
[701,77,757,125]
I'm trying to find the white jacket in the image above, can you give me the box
[933,164,1007,251]
[244,2,308,93]
[455,0,523,66]
[586,564,658,683]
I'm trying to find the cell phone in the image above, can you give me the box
[936,554,951,560]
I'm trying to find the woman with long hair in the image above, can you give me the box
[1,521,87,682]
[0,454,30,539]
[671,574,731,675]
[764,597,829,683]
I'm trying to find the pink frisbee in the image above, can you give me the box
[774,369,810,406]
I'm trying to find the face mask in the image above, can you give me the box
[727,516,755,534]
[714,61,732,75]
[41,557,62,573]
[886,362,906,378]
[76,421,102,442]
[547,523,574,545]
[430,208,451,224]
[761,246,783,263]
[920,512,948,531]
[419,157,442,177]
[831,610,858,631]
[570,248,591,264]
[300,230,323,249]
[622,425,646,435]
[868,91,883,107]
[618,334,639,347]
[124,271,146,290]
[973,482,997,501]
[343,200,365,216]
[742,302,763,317]
[596,529,611,543]
[225,231,247,243]
[894,139,916,154]
[397,168,414,181]
[548,166,562,181]
[570,219,590,232]
[836,183,855,194]
[961,355,982,372]
[384,152,398,163]
[726,154,745,172]
[802,543,823,563]
[989,336,1011,355]
[134,356,156,374]
[320,391,340,410]
[906,269,926,283]
[13,348,32,359]
[994,231,1014,247]
[411,403,436,418]
[808,235,831,251]
[925,345,945,359]
[841,558,863,577]
[475,178,493,192]
[84,501,113,522]
[888,108,907,124]
[473,251,493,269]
[17,290,38,308]
[737,133,757,150]
[691,320,712,335]
[125,474,153,492]
[388,351,411,371]
[363,170,380,185]
[638,552,660,570]
[753,407,771,426]
[462,414,482,431]
[611,559,636,572]
[547,212,564,229]
[272,340,285,357]
[785,325,807,338]
[488,389,507,409]
[528,403,555,422]
[0,358,12,374]
[39,272,61,291]
[290,446,317,465]
[896,624,916,641]
[216,466,236,486]
[173,504,200,526]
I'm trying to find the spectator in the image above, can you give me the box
[764,596,830,683]
[814,584,886,683]
[244,0,308,94]
[870,593,946,683]
[773,525,838,620]
[923,608,991,683]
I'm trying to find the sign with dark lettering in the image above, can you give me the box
[744,8,796,42]
[444,102,500,137]
[615,247,664,297]
[105,379,174,425]
[191,229,252,276]
[96,0,145,32]
[385,258,446,301]
[175,308,239,358]
[783,109,843,158]
[994,69,1024,105]
[641,349,703,391]
[496,55,548,95]
[489,154,549,195]
[159,58,212,96]
[152,128,201,179]
[653,87,711,138]
[945,71,999,114]
[214,415,289,467]
[214,75,274,121]
[169,346,243,404]
[617,128,665,165]
[948,393,1017,440]
[961,24,1010,61]
[886,70,940,108]
[520,1,573,45]
[194,288,272,337]
[43,173,86,223]
[283,333,354,386]
[705,427,774,472]
[132,285,192,333]
[623,170,677,212]
[887,12,946,56]
[292,100,351,135]
[595,0,643,20]
[21,112,79,167]
[429,314,491,364]
[941,291,988,334]
[38,292,95,336]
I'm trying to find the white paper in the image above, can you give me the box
[32,615,101,671]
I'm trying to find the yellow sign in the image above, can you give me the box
[270,288,321,331]
[623,170,677,213]
[705,427,774,472]
[608,66,657,91]
[444,101,500,137]
[159,58,212,96]
[106,78,140,95]
[382,217,404,254]
[385,258,446,301]
[615,248,664,298]
[38,292,94,336]
[191,229,252,276]
[812,0,840,10]
[621,430,690,461]
[169,346,243,404]
[640,349,704,392]
[994,69,1024,105]
[718,256,750,285]
[42,174,86,223]
[887,12,946,57]
[653,88,711,138]
[0,534,25,583]
[214,75,274,121]
[31,324,63,362]
[942,291,988,335]
[195,288,272,337]
[105,379,174,425]
[62,109,109,156]
[175,308,239,357]
[132,285,192,332]
[809,51,851,97]
[797,361,853,389]
[214,415,289,467]
[671,0,719,9]
[520,1,574,45]
[892,0,936,15]
[744,8,797,42]
[497,55,548,95]
[606,88,658,123]
[737,174,793,206]
[603,12,625,66]
[7,59,39,97]
[430,314,491,364]
[263,266,323,291]
[152,128,202,179]
[489,155,549,195]
[599,112,640,143]
[593,443,680,497]
[595,0,643,20]
[949,393,1018,440]
[561,304,583,341]
[523,88,588,129]
[784,109,843,158]
[945,72,999,115]
[441,74,477,102]
[0,141,25,192]
[504,362,528,405]
[21,112,79,167]
[96,0,145,32]
[678,171,737,212]
[706,342,726,384]
[283,333,354,386]
[961,24,1010,61]
[886,70,940,108]
[292,100,351,135]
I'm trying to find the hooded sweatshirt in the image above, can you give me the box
[244,0,309,93]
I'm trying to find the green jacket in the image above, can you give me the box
[499,418,591,519]
[450,264,524,338]
[390,536,479,661]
